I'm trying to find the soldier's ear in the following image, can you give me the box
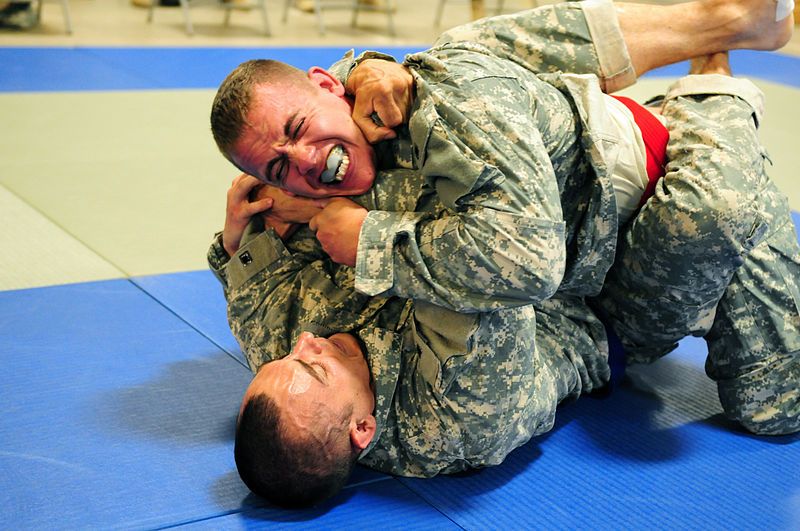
[350,415,376,451]
[307,67,346,97]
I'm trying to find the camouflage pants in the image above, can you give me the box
[437,0,636,91]
[438,0,799,434]
[594,78,800,435]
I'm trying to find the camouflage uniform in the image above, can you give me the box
[332,0,799,434]
[209,0,798,478]
[595,77,800,434]
[209,171,608,476]
[331,0,636,310]
[211,1,625,475]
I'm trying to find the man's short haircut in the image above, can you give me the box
[210,59,311,161]
[235,392,358,508]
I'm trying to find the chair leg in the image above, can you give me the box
[223,3,231,26]
[282,0,291,22]
[313,0,324,35]
[350,0,359,28]
[385,0,394,36]
[179,0,193,34]
[60,0,72,33]
[433,0,445,27]
[258,0,271,35]
[470,0,484,19]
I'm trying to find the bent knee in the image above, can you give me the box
[717,355,800,436]
[724,401,800,436]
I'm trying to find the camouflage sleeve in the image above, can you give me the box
[207,232,230,294]
[223,222,367,372]
[355,74,566,312]
[327,49,400,88]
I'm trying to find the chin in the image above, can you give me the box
[345,168,375,196]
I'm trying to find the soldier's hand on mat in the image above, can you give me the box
[309,198,368,267]
[223,174,274,256]
[347,58,414,143]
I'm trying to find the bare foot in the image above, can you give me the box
[689,51,733,76]
[714,0,794,50]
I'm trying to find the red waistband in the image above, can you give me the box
[610,95,669,206]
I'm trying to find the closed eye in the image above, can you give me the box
[266,156,288,184]
[264,115,304,184]
[310,361,327,382]
[292,117,305,139]
[295,359,327,385]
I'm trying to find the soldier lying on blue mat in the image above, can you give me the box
[207,0,799,508]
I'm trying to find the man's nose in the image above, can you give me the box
[295,332,323,356]
[295,331,315,351]
[297,331,314,344]
[287,143,317,175]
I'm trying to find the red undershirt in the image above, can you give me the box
[610,95,669,207]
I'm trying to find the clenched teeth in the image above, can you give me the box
[320,145,349,184]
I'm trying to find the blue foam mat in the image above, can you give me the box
[179,479,461,530]
[2,260,799,528]
[0,46,425,92]
[0,279,256,529]
[398,338,800,529]
[0,47,797,92]
[0,278,397,529]
[645,50,800,87]
[133,270,247,367]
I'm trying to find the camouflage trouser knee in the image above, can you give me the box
[435,0,636,91]
[707,216,800,435]
[534,295,612,402]
[594,76,800,435]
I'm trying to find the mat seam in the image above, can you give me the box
[0,182,129,277]
[395,478,468,531]
[128,278,249,370]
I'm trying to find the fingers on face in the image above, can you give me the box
[309,211,323,233]
[249,197,273,214]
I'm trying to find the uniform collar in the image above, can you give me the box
[357,323,406,458]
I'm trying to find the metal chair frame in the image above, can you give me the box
[147,0,271,36]
[6,0,72,34]
[434,0,538,27]
[282,0,395,36]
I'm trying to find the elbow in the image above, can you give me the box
[535,248,566,300]
[491,237,565,303]
[521,227,566,300]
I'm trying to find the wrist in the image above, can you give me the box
[223,239,237,257]
[344,52,398,94]
[208,232,233,272]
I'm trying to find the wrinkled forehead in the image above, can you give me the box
[245,85,297,134]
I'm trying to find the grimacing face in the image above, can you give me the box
[241,332,376,447]
[230,67,377,199]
